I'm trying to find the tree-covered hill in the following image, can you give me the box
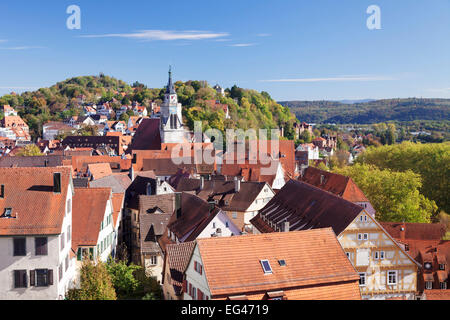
[0,75,298,140]
[280,98,450,124]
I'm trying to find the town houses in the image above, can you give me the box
[0,69,447,301]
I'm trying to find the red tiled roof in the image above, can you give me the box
[72,188,111,249]
[111,193,124,228]
[380,222,446,241]
[196,228,360,299]
[299,167,369,202]
[0,167,72,235]
[166,241,196,295]
[87,163,113,180]
[424,290,450,300]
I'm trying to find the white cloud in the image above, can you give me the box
[257,33,271,37]
[229,43,257,47]
[0,46,45,50]
[259,75,397,82]
[80,30,229,41]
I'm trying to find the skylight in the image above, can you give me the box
[278,260,287,267]
[260,260,273,274]
[4,208,12,218]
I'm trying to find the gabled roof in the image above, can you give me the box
[0,155,67,168]
[299,167,369,202]
[89,174,132,193]
[87,163,113,180]
[176,177,269,212]
[72,188,111,249]
[0,167,72,235]
[168,192,222,242]
[250,179,363,236]
[130,119,162,151]
[195,228,360,298]
[380,222,446,241]
[166,241,196,296]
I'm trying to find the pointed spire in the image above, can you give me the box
[166,65,176,94]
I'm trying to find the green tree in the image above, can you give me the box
[106,259,140,299]
[16,144,43,157]
[67,259,117,300]
[334,163,437,223]
[356,141,450,216]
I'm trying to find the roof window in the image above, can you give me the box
[278,260,287,267]
[260,260,273,274]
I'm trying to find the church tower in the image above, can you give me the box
[160,67,186,143]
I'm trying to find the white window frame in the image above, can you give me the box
[363,233,369,240]
[374,251,379,260]
[232,212,237,219]
[387,271,398,285]
[440,282,447,290]
[359,273,366,287]
[380,251,385,260]
[425,281,433,290]
[357,233,362,240]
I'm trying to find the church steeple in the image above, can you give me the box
[166,66,176,94]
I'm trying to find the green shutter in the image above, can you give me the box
[77,248,81,261]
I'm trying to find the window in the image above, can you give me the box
[387,271,397,285]
[440,282,447,290]
[374,251,379,260]
[225,222,229,228]
[59,263,63,281]
[439,264,445,270]
[232,212,237,219]
[260,260,273,274]
[357,233,362,240]
[380,251,385,260]
[35,237,48,256]
[60,233,65,250]
[346,252,351,259]
[67,225,71,243]
[13,238,26,256]
[66,198,71,215]
[364,215,367,222]
[192,286,197,300]
[65,255,69,271]
[359,273,366,286]
[14,270,27,288]
[194,261,203,275]
[35,269,52,287]
[278,260,287,267]
[212,222,216,228]
[150,255,157,265]
[425,281,433,290]
[363,233,369,240]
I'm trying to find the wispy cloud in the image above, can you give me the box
[80,30,229,41]
[426,87,450,93]
[259,75,397,82]
[229,43,257,47]
[0,46,45,50]
[257,33,271,37]
[214,39,232,42]
[0,40,7,43]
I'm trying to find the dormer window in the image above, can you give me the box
[260,260,273,274]
[439,264,445,270]
[3,208,12,218]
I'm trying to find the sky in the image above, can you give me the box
[0,0,449,101]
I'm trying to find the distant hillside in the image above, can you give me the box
[0,75,298,140]
[280,98,450,124]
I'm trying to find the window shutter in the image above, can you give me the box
[48,269,53,285]
[30,270,35,286]
[183,280,187,293]
[200,265,203,275]
[198,289,203,300]
[194,261,197,272]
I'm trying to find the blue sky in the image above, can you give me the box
[0,0,449,101]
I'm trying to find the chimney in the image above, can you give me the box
[53,172,62,194]
[200,176,204,190]
[234,177,240,193]
[283,220,290,232]
[400,221,406,241]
